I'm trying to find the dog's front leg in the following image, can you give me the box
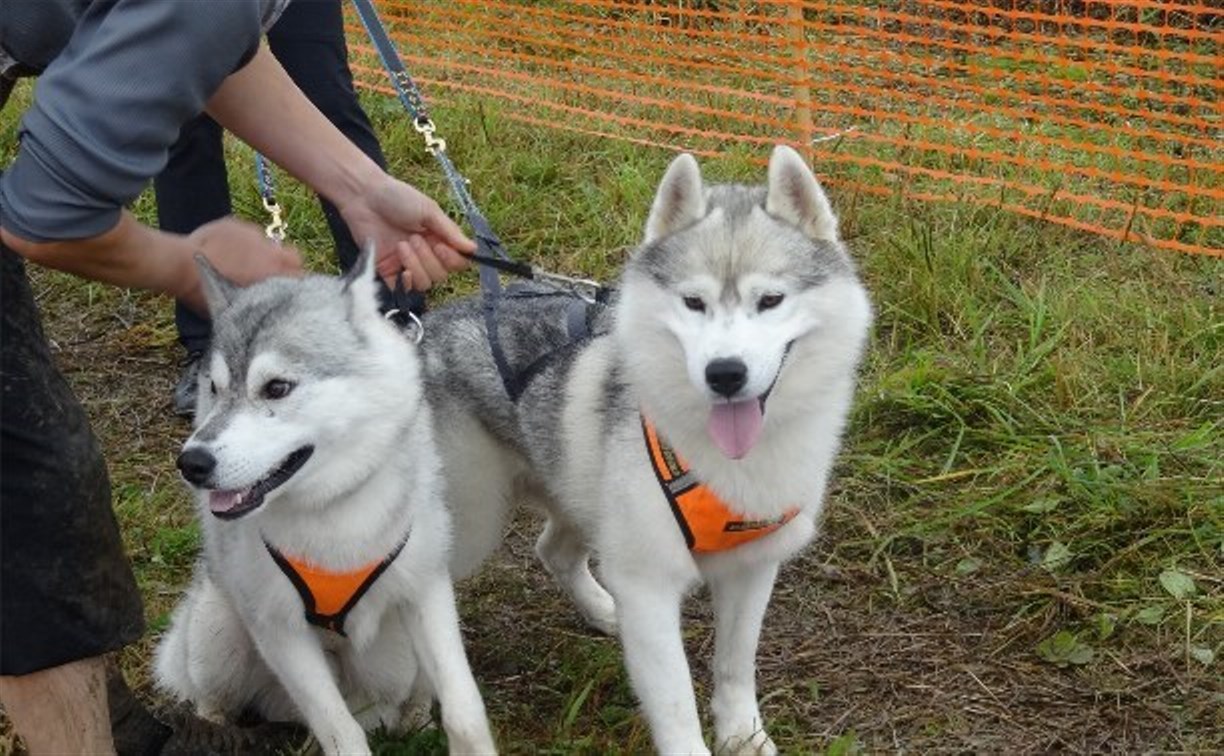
[250,630,367,755]
[403,575,497,754]
[613,578,709,754]
[707,560,780,755]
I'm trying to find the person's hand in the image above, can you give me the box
[179,217,303,313]
[336,173,475,291]
[188,217,303,284]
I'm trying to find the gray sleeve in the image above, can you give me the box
[0,0,269,242]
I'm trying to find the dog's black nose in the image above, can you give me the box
[706,358,748,398]
[177,447,216,486]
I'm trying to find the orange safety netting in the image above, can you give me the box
[346,0,1222,257]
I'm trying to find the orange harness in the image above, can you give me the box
[264,532,409,636]
[642,417,798,553]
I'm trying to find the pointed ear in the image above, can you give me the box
[643,153,706,244]
[342,240,380,312]
[764,145,839,242]
[194,254,238,316]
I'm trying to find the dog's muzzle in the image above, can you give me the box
[178,446,315,520]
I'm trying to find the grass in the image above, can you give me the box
[2,63,1222,754]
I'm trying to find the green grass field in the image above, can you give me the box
[2,75,1220,752]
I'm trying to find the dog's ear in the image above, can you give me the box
[644,153,706,244]
[342,240,380,312]
[194,254,238,315]
[765,145,839,242]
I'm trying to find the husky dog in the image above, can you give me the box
[423,145,872,753]
[155,249,496,756]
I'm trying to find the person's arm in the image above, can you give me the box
[0,0,301,308]
[1,214,300,314]
[206,46,476,289]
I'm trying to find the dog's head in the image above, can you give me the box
[616,145,872,459]
[178,246,421,520]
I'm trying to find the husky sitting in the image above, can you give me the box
[423,145,872,753]
[155,249,496,756]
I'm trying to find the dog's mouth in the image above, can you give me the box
[208,446,314,520]
[706,342,794,460]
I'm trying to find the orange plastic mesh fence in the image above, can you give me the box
[346,1,1221,256]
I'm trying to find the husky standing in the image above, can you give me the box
[424,145,872,753]
[155,250,496,756]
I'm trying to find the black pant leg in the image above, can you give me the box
[0,245,145,675]
[154,115,232,354]
[268,0,387,273]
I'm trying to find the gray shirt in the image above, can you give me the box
[0,0,290,242]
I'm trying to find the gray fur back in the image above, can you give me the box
[421,285,613,450]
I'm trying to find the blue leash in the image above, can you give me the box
[254,151,287,243]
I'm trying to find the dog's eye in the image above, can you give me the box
[682,296,706,313]
[262,379,296,400]
[758,294,785,312]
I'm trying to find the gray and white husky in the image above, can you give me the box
[154,250,496,756]
[424,145,872,753]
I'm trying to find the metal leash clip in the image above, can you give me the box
[255,152,287,243]
[411,114,447,155]
[532,268,604,304]
[262,197,287,243]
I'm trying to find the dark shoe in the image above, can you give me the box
[173,351,204,418]
[157,702,310,756]
[108,662,171,756]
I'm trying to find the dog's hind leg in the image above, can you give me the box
[185,578,260,723]
[437,418,517,582]
[535,515,617,635]
[707,561,780,756]
[156,575,257,724]
[153,592,194,704]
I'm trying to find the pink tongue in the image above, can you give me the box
[209,490,244,514]
[707,399,764,459]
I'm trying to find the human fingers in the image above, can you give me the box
[408,235,449,285]
[426,240,472,272]
[398,239,435,291]
[421,202,476,253]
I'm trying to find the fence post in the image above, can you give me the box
[787,1,814,162]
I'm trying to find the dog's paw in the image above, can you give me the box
[442,720,497,755]
[716,729,778,756]
[395,695,434,734]
[583,602,619,636]
[195,703,229,725]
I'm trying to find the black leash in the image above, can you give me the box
[349,0,611,397]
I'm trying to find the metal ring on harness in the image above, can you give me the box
[384,308,424,345]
